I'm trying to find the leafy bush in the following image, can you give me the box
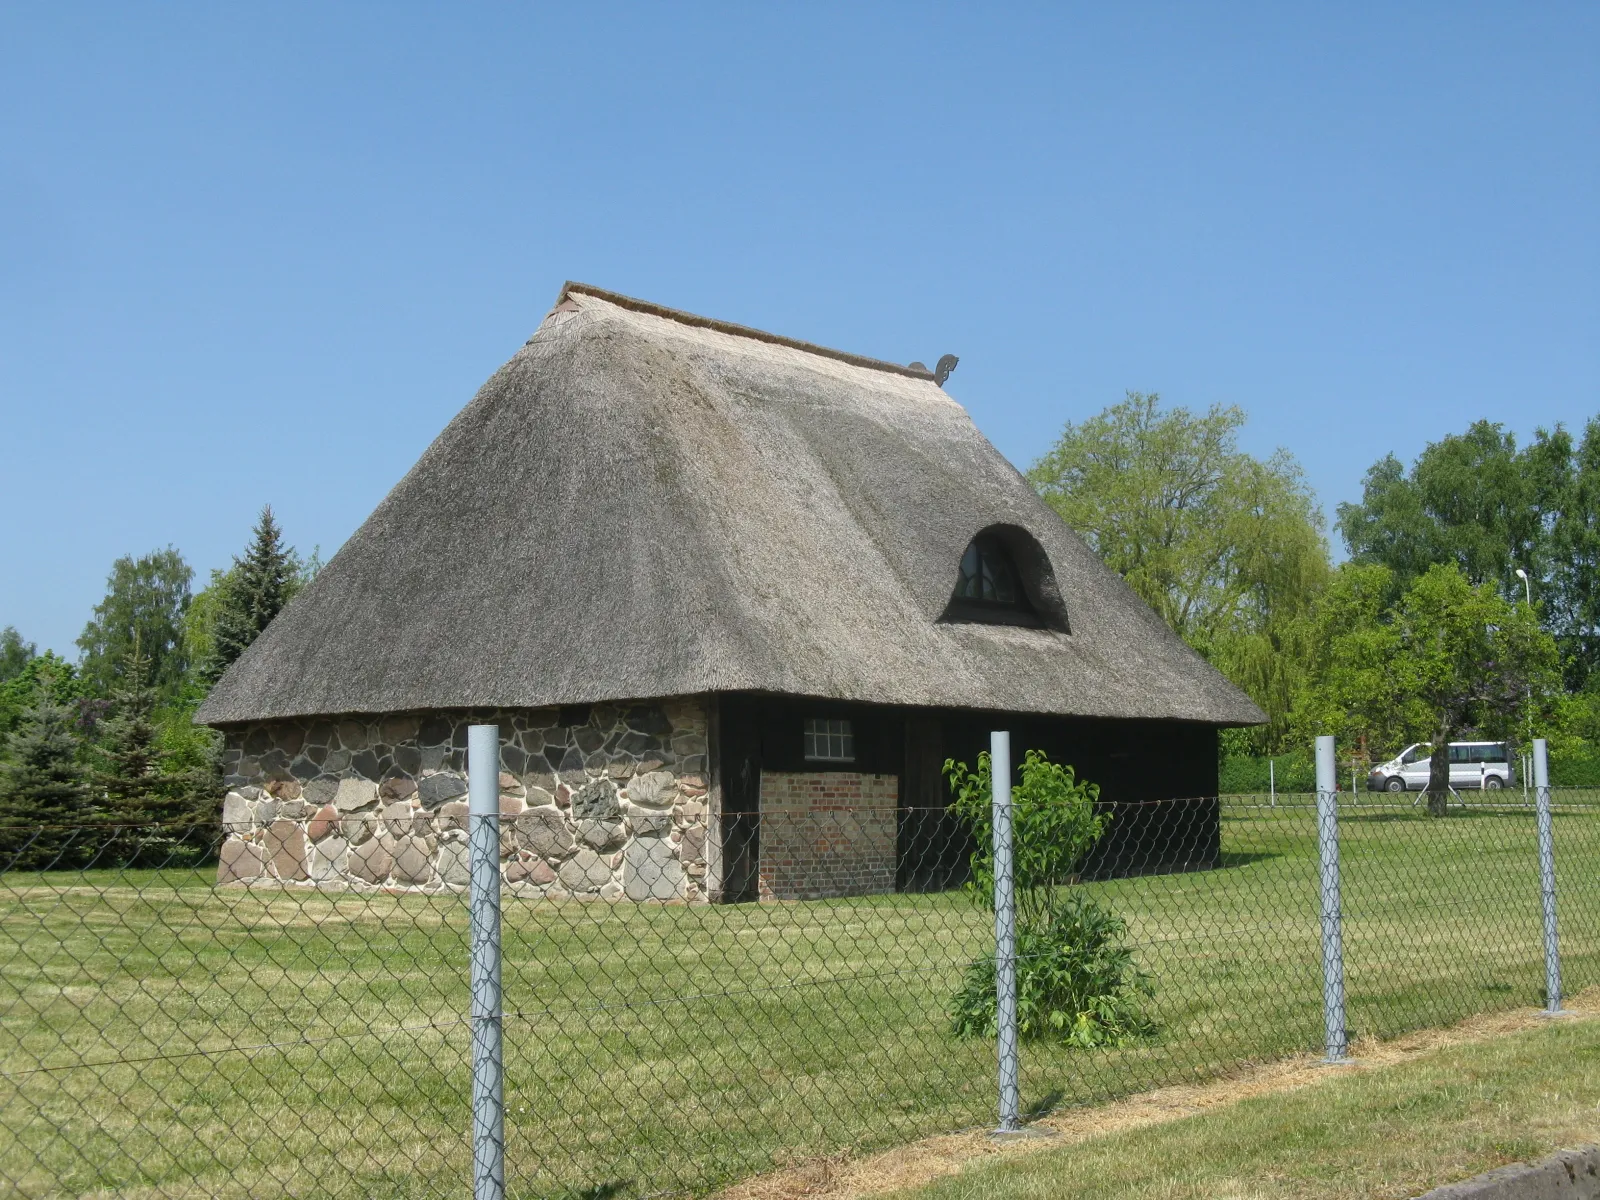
[949,892,1155,1047]
[1551,751,1600,787]
[944,750,1155,1047]
[945,750,1106,926]
[1218,752,1317,794]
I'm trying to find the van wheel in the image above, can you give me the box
[1385,777,1405,793]
[1483,776,1502,790]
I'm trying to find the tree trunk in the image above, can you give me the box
[1426,737,1452,817]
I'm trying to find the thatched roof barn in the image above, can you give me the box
[200,284,1262,901]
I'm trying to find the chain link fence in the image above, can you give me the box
[3,745,1597,1198]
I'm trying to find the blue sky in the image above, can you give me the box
[2,3,1596,658]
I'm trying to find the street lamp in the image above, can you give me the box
[1514,567,1533,794]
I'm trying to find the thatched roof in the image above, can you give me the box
[198,283,1264,728]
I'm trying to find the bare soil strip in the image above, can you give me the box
[718,991,1600,1200]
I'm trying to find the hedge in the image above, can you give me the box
[1219,748,1600,793]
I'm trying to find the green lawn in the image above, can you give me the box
[894,1004,1600,1199]
[2,795,1598,1198]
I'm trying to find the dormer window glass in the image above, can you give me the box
[941,525,1067,632]
[956,538,1022,606]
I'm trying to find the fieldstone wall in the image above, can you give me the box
[757,772,898,900]
[215,698,710,901]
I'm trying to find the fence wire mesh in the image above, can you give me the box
[2,787,1597,1198]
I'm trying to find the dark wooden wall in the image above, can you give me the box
[715,693,1224,898]
[936,711,1220,880]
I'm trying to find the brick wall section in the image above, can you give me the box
[757,772,898,900]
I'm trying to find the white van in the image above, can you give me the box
[1367,742,1512,792]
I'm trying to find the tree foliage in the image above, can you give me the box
[1547,417,1600,691]
[204,506,302,684]
[1338,417,1599,690]
[1396,564,1561,813]
[1,627,36,683]
[0,652,82,745]
[75,547,193,701]
[0,509,307,859]
[1291,564,1416,758]
[1294,562,1561,814]
[1028,392,1329,751]
[1336,421,1558,591]
[94,646,172,822]
[0,674,93,868]
[92,643,214,860]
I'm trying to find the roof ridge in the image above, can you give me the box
[556,282,938,383]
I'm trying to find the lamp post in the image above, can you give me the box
[1514,568,1533,791]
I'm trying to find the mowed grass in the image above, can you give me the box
[2,794,1598,1199]
[896,1002,1600,1199]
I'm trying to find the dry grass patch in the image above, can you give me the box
[719,990,1600,1200]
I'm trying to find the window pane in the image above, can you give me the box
[803,718,855,762]
[989,550,1017,604]
[958,544,981,599]
[952,537,1024,609]
[998,579,1016,604]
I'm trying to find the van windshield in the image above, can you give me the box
[1400,745,1429,765]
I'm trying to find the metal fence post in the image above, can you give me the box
[1533,738,1563,1015]
[1315,735,1349,1062]
[468,725,506,1200]
[990,730,1021,1133]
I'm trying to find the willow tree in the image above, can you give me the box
[1028,392,1329,752]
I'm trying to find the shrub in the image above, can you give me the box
[944,750,1155,1047]
[1551,749,1600,787]
[1217,751,1317,795]
[945,750,1106,925]
[949,892,1155,1047]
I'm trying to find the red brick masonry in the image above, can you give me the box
[757,772,898,900]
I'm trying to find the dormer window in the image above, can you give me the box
[941,526,1069,632]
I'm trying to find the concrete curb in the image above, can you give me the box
[1415,1146,1600,1199]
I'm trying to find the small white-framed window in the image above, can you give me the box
[803,718,855,763]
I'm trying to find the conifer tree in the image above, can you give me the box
[96,645,176,825]
[0,675,92,869]
[208,505,297,683]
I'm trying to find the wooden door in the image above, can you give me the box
[897,713,971,892]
